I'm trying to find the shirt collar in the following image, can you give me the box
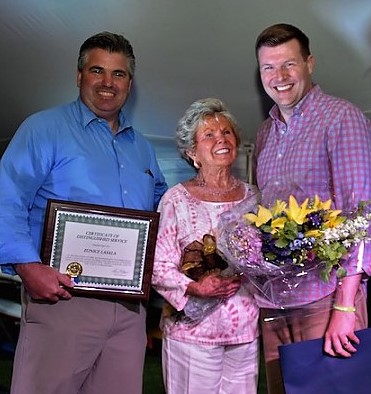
[269,84,321,121]
[76,98,134,139]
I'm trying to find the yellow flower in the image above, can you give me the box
[271,200,287,216]
[286,195,310,225]
[244,205,272,227]
[323,210,345,228]
[305,229,322,238]
[271,216,287,230]
[312,195,332,211]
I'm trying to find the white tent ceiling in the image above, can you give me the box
[1,0,370,158]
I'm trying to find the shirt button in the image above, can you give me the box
[277,153,283,159]
[120,164,124,169]
[123,190,128,195]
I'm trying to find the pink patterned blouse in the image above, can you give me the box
[152,183,259,345]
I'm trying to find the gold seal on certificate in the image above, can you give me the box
[66,262,83,278]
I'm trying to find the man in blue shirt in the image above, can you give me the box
[0,31,167,394]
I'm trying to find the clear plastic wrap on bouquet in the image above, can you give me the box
[217,191,371,309]
[182,296,224,325]
[217,205,320,308]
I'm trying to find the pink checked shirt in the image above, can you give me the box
[255,84,371,306]
[152,183,259,345]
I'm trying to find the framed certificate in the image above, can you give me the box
[40,199,160,301]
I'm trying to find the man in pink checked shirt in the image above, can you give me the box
[254,23,371,394]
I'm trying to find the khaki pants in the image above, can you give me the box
[11,292,147,394]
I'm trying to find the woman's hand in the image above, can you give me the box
[186,272,241,299]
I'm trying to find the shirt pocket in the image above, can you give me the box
[128,168,156,210]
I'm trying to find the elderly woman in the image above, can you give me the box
[152,98,260,394]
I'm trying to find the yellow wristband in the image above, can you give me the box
[333,304,356,313]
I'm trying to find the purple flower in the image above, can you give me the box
[306,211,324,229]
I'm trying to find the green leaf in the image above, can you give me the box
[336,266,347,279]
[265,252,276,261]
[275,238,289,248]
[261,224,272,233]
[320,269,330,282]
[283,221,299,240]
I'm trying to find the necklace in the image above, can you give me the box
[194,174,242,196]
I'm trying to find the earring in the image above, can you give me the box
[194,160,201,169]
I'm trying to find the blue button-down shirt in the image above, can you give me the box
[0,98,168,273]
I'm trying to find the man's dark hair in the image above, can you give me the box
[255,23,311,60]
[78,31,136,78]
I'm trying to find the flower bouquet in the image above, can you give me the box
[217,195,371,308]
